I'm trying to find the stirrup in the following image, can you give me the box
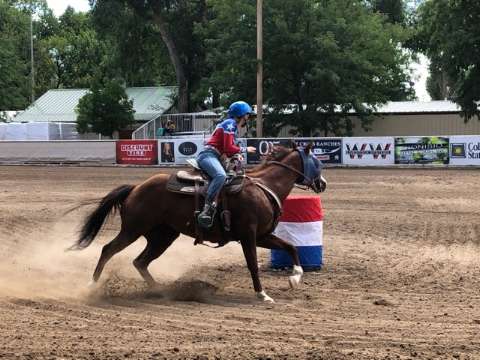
[197,205,216,229]
[198,215,214,229]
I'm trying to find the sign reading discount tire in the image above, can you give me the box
[343,137,394,166]
[246,138,342,165]
[116,140,158,165]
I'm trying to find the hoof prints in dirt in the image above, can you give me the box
[93,275,218,303]
[166,280,218,302]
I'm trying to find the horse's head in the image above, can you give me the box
[294,143,327,193]
[262,143,327,193]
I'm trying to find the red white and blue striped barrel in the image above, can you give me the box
[271,195,323,270]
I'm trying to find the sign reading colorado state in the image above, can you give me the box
[449,136,480,165]
[343,137,394,166]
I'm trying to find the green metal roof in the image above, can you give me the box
[15,86,177,123]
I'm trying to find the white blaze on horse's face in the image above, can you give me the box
[313,175,327,193]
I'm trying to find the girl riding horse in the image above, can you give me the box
[196,101,257,228]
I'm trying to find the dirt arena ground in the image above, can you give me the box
[0,165,479,360]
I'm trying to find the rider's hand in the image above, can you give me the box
[247,146,256,153]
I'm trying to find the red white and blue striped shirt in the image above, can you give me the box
[205,118,245,157]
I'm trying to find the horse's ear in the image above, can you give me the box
[304,142,313,155]
[290,140,297,150]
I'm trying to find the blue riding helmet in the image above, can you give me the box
[228,101,253,118]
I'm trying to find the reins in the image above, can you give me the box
[266,160,308,180]
[267,155,322,193]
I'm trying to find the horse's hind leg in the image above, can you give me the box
[257,233,304,289]
[133,225,179,287]
[91,230,138,284]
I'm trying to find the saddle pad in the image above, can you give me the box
[225,175,244,194]
[167,174,245,195]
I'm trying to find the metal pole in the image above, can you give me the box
[30,13,35,103]
[256,0,263,137]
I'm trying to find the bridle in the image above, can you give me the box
[266,150,323,193]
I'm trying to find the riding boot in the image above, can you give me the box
[197,200,217,229]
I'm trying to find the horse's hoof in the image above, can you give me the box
[87,280,98,289]
[289,265,304,289]
[288,274,302,289]
[147,282,161,291]
[256,290,275,303]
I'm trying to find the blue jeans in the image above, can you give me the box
[197,150,226,203]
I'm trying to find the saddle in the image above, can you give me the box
[166,159,245,196]
[166,158,246,247]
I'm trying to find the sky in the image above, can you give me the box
[46,0,90,16]
[46,0,431,102]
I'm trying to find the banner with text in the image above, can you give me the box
[449,136,480,165]
[343,137,394,165]
[158,137,205,165]
[246,138,342,164]
[116,140,158,165]
[395,137,449,165]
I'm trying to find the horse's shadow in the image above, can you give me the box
[84,274,292,309]
[85,277,268,308]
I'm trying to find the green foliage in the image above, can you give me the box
[91,0,176,87]
[121,0,209,111]
[200,0,414,136]
[76,80,135,137]
[1,0,420,136]
[39,8,109,89]
[416,0,480,120]
[425,64,449,100]
[369,0,406,24]
[0,1,30,110]
[0,0,110,109]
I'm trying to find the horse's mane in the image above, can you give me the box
[246,145,294,173]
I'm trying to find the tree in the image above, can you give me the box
[38,7,110,89]
[90,0,175,87]
[369,0,406,24]
[0,39,29,110]
[200,0,414,136]
[91,0,208,112]
[0,1,30,110]
[76,80,135,137]
[425,63,450,100]
[416,0,480,120]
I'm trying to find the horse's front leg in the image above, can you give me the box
[240,230,274,303]
[257,233,304,289]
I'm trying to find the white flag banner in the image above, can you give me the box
[343,137,394,165]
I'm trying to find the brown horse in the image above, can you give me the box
[70,144,325,303]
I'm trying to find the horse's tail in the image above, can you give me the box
[69,184,135,251]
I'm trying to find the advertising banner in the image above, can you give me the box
[343,137,394,165]
[116,140,158,165]
[449,136,480,165]
[246,138,342,164]
[158,137,206,165]
[395,137,449,164]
